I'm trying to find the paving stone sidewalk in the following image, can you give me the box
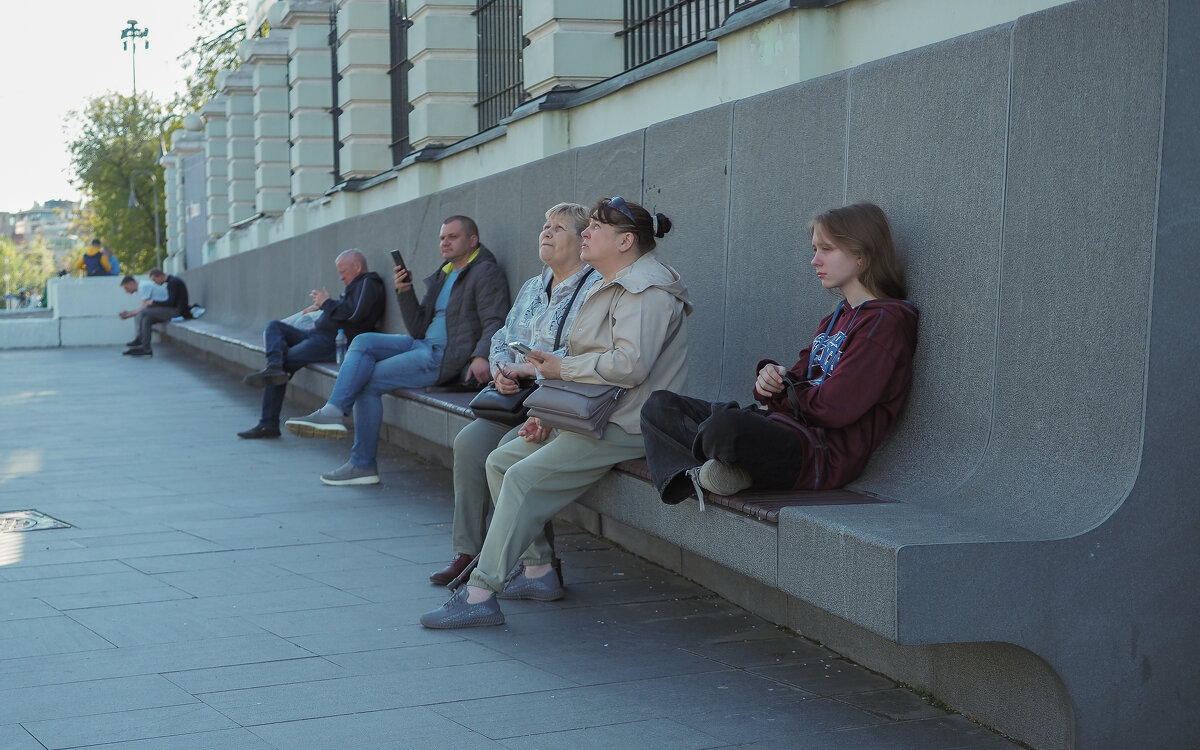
[0,346,1023,749]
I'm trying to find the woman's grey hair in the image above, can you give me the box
[545,202,589,235]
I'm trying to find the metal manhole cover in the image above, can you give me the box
[0,510,72,532]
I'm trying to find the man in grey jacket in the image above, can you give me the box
[286,216,511,485]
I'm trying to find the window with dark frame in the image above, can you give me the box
[620,0,737,70]
[474,0,527,132]
[328,6,343,184]
[389,0,414,162]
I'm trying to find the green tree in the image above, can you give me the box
[0,236,56,299]
[175,0,248,114]
[65,92,166,274]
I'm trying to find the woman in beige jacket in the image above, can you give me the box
[421,196,691,629]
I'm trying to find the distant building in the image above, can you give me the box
[11,200,82,252]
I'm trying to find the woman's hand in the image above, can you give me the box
[518,416,551,443]
[528,349,561,379]
[755,364,788,397]
[493,365,523,395]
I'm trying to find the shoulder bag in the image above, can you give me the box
[469,269,595,426]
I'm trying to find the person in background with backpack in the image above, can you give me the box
[75,238,111,276]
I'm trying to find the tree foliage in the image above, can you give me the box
[175,0,248,114]
[0,235,56,297]
[65,92,166,274]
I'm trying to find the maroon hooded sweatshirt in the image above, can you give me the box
[754,298,918,490]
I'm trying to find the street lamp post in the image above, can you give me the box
[120,20,150,97]
[128,170,162,271]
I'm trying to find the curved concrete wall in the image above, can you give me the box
[177,2,1191,745]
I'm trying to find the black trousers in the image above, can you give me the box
[639,390,813,504]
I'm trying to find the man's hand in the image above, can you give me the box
[311,287,331,307]
[755,364,788,397]
[467,357,491,385]
[118,310,134,319]
[518,416,551,443]
[394,266,413,293]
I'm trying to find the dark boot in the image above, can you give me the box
[431,553,476,586]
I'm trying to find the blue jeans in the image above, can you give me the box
[328,332,443,469]
[259,320,335,428]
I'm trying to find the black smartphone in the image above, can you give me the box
[389,249,406,271]
[507,341,532,357]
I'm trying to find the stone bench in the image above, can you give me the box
[158,317,868,522]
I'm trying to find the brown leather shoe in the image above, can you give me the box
[430,553,475,586]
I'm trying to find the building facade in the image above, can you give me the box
[161,0,1072,268]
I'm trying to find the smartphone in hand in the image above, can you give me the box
[389,249,406,271]
[508,341,533,357]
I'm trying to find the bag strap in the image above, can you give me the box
[553,268,596,351]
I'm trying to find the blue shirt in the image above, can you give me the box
[423,267,460,346]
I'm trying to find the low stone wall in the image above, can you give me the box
[0,276,150,350]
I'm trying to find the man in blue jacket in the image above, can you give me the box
[238,249,386,439]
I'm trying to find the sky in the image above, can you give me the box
[0,2,209,214]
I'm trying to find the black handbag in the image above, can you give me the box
[469,268,595,426]
[469,381,537,426]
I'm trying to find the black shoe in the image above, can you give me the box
[243,367,289,387]
[237,424,281,439]
[126,339,141,347]
[122,347,152,357]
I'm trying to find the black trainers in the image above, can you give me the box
[237,424,281,439]
[243,367,289,387]
[122,347,152,357]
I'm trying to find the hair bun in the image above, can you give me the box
[652,213,672,238]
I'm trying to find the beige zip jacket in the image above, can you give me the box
[558,251,691,435]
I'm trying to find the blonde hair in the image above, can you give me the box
[545,202,589,235]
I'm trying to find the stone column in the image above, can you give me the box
[165,117,205,270]
[522,1,623,98]
[273,0,337,200]
[335,0,393,179]
[407,0,477,150]
[242,33,293,216]
[220,69,257,225]
[200,98,230,239]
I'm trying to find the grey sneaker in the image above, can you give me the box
[419,587,505,629]
[685,459,753,511]
[319,461,379,486]
[699,459,753,496]
[497,564,565,601]
[285,410,348,439]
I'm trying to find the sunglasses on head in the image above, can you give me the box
[608,196,635,223]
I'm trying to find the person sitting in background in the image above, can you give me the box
[237,249,386,439]
[118,273,168,357]
[76,238,112,276]
[121,269,191,357]
[430,202,598,588]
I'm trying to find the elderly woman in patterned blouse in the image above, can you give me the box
[427,202,598,588]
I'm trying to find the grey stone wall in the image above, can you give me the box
[177,1,1195,747]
